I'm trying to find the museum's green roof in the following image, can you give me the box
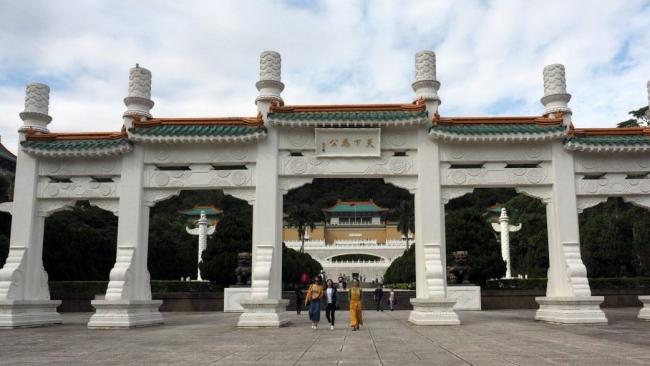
[267,102,428,124]
[129,116,265,137]
[0,141,16,162]
[323,200,388,213]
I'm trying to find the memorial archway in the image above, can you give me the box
[3,49,650,329]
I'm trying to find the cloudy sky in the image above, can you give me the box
[1,0,649,153]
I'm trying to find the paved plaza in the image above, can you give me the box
[1,308,649,365]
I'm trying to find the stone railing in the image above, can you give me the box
[333,239,378,246]
[284,240,325,249]
[385,239,410,246]
[285,240,409,250]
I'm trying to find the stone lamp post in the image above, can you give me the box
[491,208,521,279]
[186,211,216,281]
[180,206,221,281]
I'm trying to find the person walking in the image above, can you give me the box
[294,284,303,315]
[348,279,363,331]
[388,288,395,311]
[324,279,338,330]
[305,276,324,329]
[374,285,384,311]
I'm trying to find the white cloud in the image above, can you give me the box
[0,0,649,153]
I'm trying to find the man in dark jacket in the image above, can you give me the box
[324,279,338,330]
[374,285,384,311]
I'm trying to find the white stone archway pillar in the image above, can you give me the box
[408,51,460,325]
[534,65,607,324]
[87,65,163,329]
[0,83,62,328]
[238,51,290,327]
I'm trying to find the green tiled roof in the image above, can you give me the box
[129,124,265,136]
[324,201,388,213]
[430,124,565,135]
[569,135,650,145]
[22,138,131,151]
[268,110,428,122]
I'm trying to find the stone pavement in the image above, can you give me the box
[1,308,649,365]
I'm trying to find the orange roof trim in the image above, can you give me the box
[435,115,564,126]
[269,98,426,113]
[25,127,128,141]
[568,126,650,138]
[133,114,263,128]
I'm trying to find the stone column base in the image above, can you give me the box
[408,298,460,325]
[237,298,290,327]
[535,296,607,324]
[87,300,163,329]
[638,296,650,320]
[0,300,62,328]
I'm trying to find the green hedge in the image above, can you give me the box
[386,278,650,291]
[49,281,223,299]
[484,277,650,290]
[382,282,415,290]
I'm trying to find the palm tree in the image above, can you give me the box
[393,200,415,248]
[286,203,319,253]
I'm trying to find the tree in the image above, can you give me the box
[282,244,322,286]
[446,207,505,284]
[392,200,414,248]
[383,244,415,284]
[285,202,319,253]
[617,106,649,128]
[42,201,118,280]
[504,195,548,278]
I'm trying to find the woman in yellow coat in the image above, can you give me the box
[348,279,363,331]
[304,276,324,329]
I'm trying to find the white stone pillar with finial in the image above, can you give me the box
[640,81,650,320]
[186,211,216,281]
[646,81,650,119]
[409,50,460,326]
[238,51,290,327]
[541,64,571,122]
[88,64,163,329]
[0,83,62,328]
[491,208,521,279]
[535,64,607,324]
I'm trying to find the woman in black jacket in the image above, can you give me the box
[324,279,338,330]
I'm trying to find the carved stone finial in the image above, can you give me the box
[500,207,508,219]
[128,64,152,99]
[19,82,52,133]
[541,63,571,116]
[259,51,281,81]
[23,83,50,115]
[543,64,567,96]
[646,80,650,118]
[412,50,441,108]
[123,64,154,120]
[256,51,284,108]
[415,50,436,82]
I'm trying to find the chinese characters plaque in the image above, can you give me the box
[315,128,381,157]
